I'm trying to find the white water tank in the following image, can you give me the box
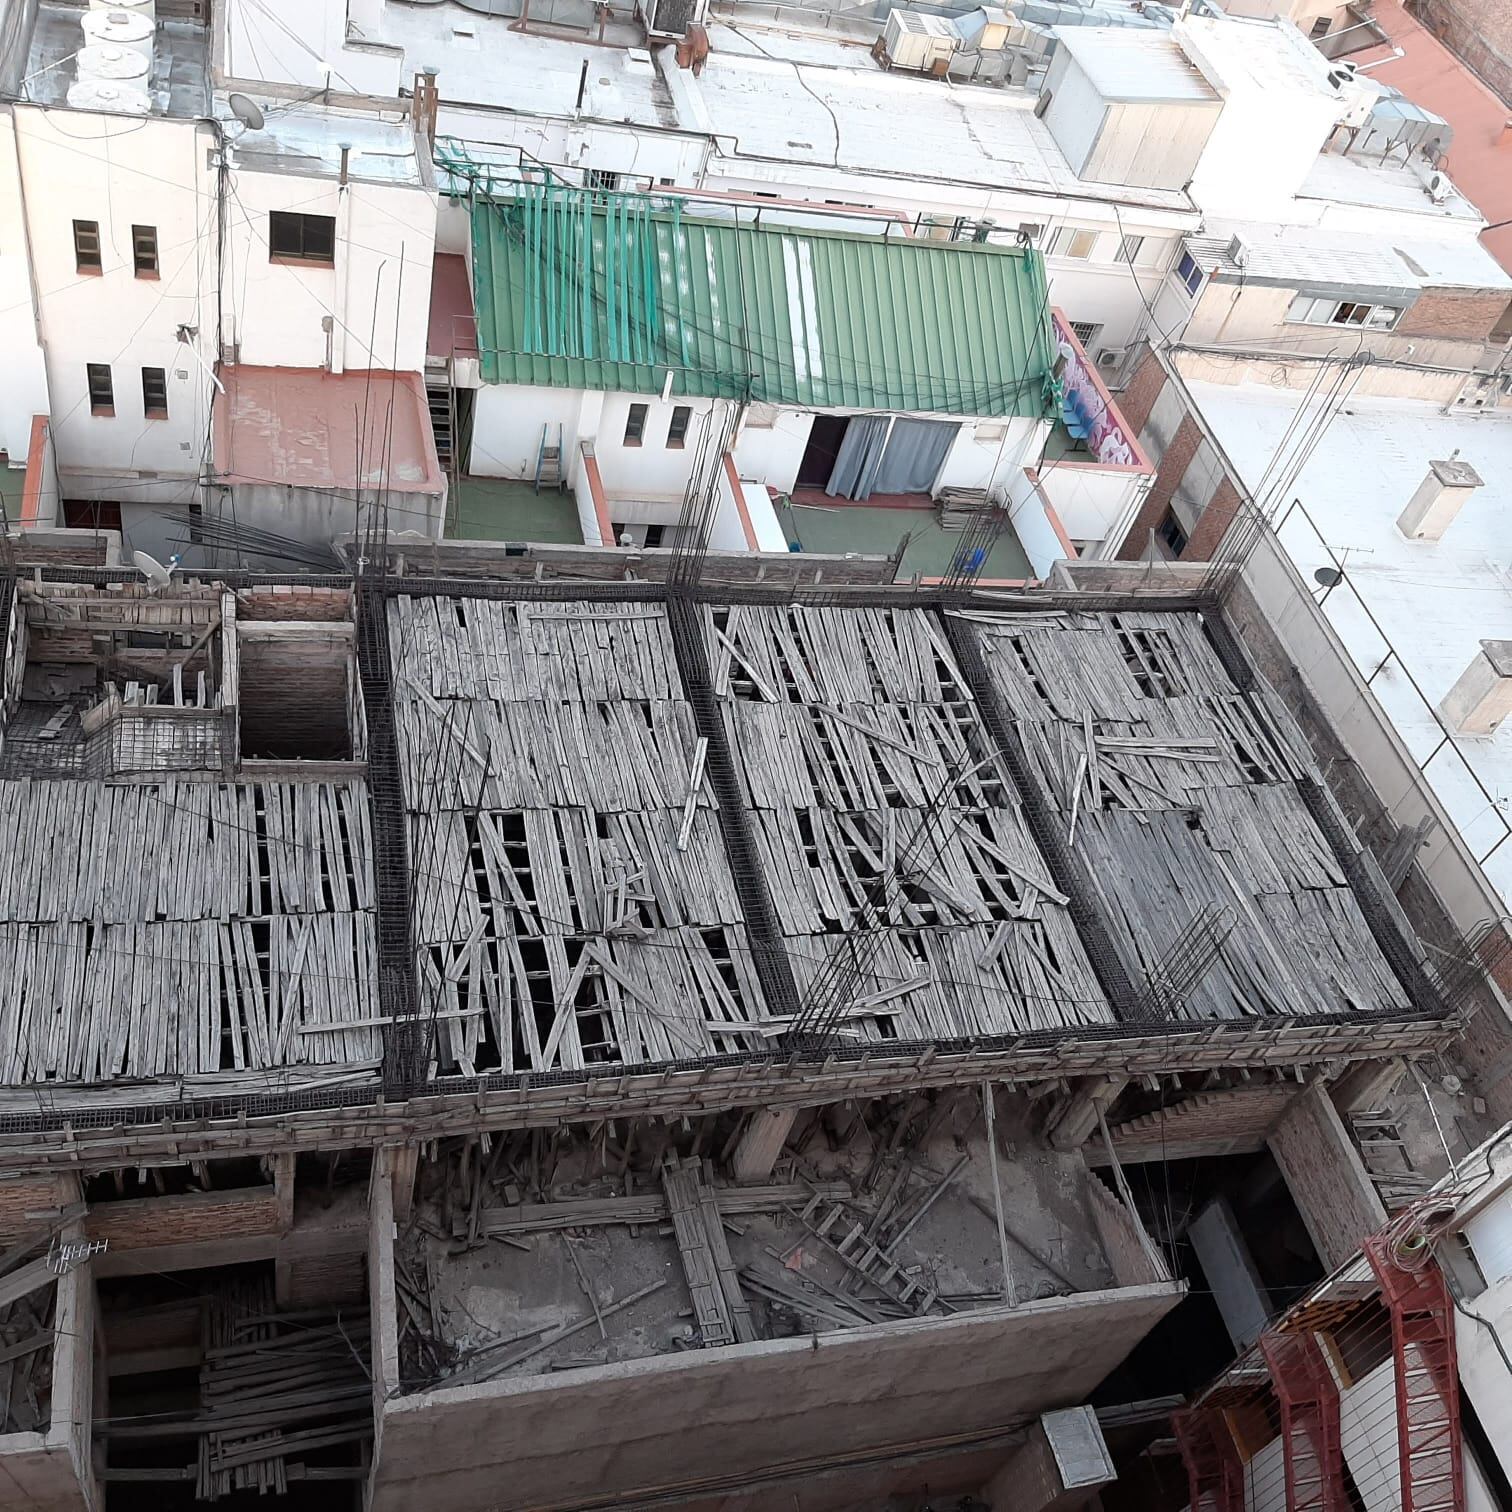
[80,8,154,62]
[66,78,152,113]
[89,0,155,20]
[76,43,152,86]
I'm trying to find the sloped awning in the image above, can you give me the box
[469,183,1057,417]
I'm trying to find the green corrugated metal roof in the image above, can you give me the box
[469,183,1057,418]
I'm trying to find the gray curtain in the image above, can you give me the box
[872,418,960,495]
[825,415,892,500]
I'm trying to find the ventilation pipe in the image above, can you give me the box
[1441,641,1512,736]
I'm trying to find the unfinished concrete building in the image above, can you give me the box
[0,561,1477,1512]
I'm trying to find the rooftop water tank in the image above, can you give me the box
[80,9,154,62]
[76,43,152,86]
[66,78,151,113]
[89,0,155,20]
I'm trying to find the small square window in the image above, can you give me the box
[132,224,158,277]
[73,219,102,273]
[1117,234,1145,264]
[142,367,168,418]
[1310,15,1331,36]
[86,363,114,415]
[63,499,123,531]
[1052,228,1097,260]
[666,405,692,448]
[1332,301,1372,326]
[1069,320,1102,348]
[585,168,619,194]
[268,211,336,265]
[623,403,648,445]
[1176,250,1204,297]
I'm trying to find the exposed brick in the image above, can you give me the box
[86,1187,282,1250]
[1113,348,1167,437]
[1183,477,1243,562]
[237,586,353,622]
[1115,412,1201,560]
[0,1178,72,1246]
[1396,288,1512,343]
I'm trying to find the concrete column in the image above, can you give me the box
[731,1107,798,1183]
[1189,1195,1269,1351]
[981,1408,1115,1512]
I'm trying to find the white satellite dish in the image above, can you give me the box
[227,92,265,131]
[133,549,180,588]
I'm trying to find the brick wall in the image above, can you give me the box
[86,1187,282,1250]
[1184,477,1243,561]
[237,586,353,622]
[0,1177,73,1246]
[1411,0,1512,101]
[1113,349,1167,436]
[1396,288,1512,343]
[1115,412,1202,559]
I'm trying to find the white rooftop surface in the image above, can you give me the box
[224,99,427,183]
[1299,150,1483,226]
[1053,27,1219,103]
[1187,379,1512,900]
[1198,218,1511,291]
[678,47,1195,210]
[1175,13,1340,105]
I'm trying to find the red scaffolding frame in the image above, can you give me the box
[1172,1405,1245,1512]
[1259,1329,1348,1512]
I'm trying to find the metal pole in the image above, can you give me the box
[982,1081,1016,1307]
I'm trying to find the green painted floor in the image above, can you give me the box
[775,498,1033,581]
[448,477,584,544]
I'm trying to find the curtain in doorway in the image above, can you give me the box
[872,418,960,495]
[825,415,892,500]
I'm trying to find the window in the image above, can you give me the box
[623,403,648,445]
[1050,227,1097,260]
[268,211,336,265]
[1070,320,1102,348]
[643,524,666,548]
[1155,509,1188,557]
[1117,233,1145,264]
[132,224,158,277]
[666,405,692,447]
[63,499,122,531]
[1176,250,1204,297]
[585,168,619,193]
[1310,15,1332,35]
[141,367,168,418]
[1288,294,1401,329]
[86,363,114,415]
[73,219,102,274]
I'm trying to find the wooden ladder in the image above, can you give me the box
[534,423,564,493]
[796,1196,938,1314]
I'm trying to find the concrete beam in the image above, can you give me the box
[731,1107,799,1183]
[1327,1058,1405,1116]
[981,1408,1116,1512]
[1046,1078,1126,1151]
[1269,1082,1387,1270]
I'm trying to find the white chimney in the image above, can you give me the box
[1441,641,1512,736]
[1397,454,1483,541]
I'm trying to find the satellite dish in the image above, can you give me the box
[133,550,180,589]
[1313,566,1344,588]
[227,92,265,132]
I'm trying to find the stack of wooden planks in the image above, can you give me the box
[0,1281,55,1434]
[0,779,380,1082]
[194,1284,372,1500]
[967,607,1412,1020]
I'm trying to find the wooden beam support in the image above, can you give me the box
[1327,1057,1405,1115]
[1046,1077,1126,1151]
[731,1106,799,1183]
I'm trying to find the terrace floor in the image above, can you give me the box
[775,496,1033,581]
[449,477,584,544]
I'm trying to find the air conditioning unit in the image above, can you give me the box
[882,10,959,74]
[1096,346,1126,371]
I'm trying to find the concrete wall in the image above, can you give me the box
[470,383,581,481]
[1039,463,1149,554]
[733,408,813,495]
[370,1283,1183,1512]
[1267,1083,1387,1271]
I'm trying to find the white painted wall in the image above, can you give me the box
[1006,470,1066,580]
[222,0,402,95]
[938,416,1046,495]
[1458,1186,1512,1485]
[1041,51,1105,182]
[0,113,51,462]
[11,109,218,497]
[592,393,728,499]
[733,409,814,495]
[1039,465,1146,548]
[223,167,437,373]
[469,384,582,481]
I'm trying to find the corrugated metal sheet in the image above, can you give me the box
[470,183,1057,417]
